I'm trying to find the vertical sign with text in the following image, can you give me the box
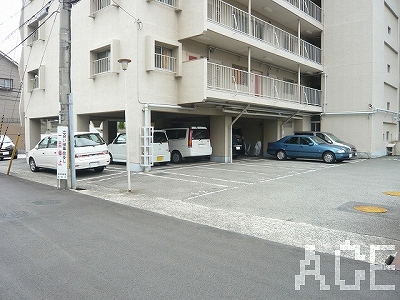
[57,126,68,180]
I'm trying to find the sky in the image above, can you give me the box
[0,1,23,61]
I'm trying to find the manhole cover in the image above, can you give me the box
[32,200,61,205]
[0,211,29,219]
[354,205,388,213]
[383,191,400,196]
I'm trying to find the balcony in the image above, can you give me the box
[180,59,321,111]
[207,0,321,64]
[207,62,320,106]
[283,0,322,23]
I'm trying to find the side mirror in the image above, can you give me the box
[309,142,314,146]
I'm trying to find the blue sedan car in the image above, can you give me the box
[266,135,352,163]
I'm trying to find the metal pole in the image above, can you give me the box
[58,0,72,189]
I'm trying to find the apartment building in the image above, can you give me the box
[0,50,23,151]
[20,0,399,171]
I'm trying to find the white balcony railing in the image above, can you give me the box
[93,57,110,75]
[155,53,177,72]
[283,0,322,23]
[207,0,322,64]
[207,62,321,106]
[93,0,111,13]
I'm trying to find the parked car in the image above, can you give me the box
[27,132,110,172]
[294,131,357,157]
[232,128,245,158]
[0,135,18,160]
[266,135,353,163]
[163,126,212,163]
[107,130,170,164]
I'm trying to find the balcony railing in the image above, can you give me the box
[93,57,110,75]
[283,0,322,23]
[207,0,322,64]
[155,53,177,72]
[207,62,321,106]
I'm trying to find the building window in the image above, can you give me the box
[92,0,111,13]
[92,49,111,75]
[155,45,176,72]
[157,0,175,6]
[0,78,13,90]
[387,64,391,73]
[387,102,390,110]
[28,21,39,45]
[311,115,321,131]
[388,26,391,34]
[27,67,45,91]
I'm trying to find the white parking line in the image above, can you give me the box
[138,172,230,188]
[160,170,253,185]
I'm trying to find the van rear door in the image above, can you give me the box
[190,128,212,156]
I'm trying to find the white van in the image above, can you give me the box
[163,127,212,163]
[107,130,170,165]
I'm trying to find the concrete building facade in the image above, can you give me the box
[20,0,399,171]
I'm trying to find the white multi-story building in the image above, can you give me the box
[20,0,399,171]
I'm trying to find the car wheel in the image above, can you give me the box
[276,150,287,160]
[29,158,39,172]
[171,151,182,163]
[109,153,114,164]
[323,151,336,163]
[94,166,105,172]
[13,150,18,159]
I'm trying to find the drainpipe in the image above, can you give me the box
[298,65,301,103]
[322,72,327,113]
[248,47,251,94]
[144,103,150,172]
[298,20,301,56]
[248,0,252,36]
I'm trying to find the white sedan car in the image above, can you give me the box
[108,130,170,164]
[27,132,110,172]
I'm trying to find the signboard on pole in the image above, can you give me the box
[57,126,68,180]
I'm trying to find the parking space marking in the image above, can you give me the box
[159,170,252,185]
[138,172,230,188]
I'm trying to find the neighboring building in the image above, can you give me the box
[0,50,24,151]
[20,0,399,172]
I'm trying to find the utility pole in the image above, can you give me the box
[58,0,76,189]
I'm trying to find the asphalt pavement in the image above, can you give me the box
[0,172,399,299]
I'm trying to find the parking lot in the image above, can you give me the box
[1,155,399,263]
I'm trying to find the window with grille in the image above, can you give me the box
[28,21,39,45]
[92,0,111,13]
[155,45,176,72]
[93,49,111,75]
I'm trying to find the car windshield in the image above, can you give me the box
[324,133,343,142]
[0,135,12,143]
[74,133,105,147]
[311,136,328,144]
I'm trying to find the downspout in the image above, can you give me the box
[248,47,251,94]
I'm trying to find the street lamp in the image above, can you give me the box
[118,58,132,192]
